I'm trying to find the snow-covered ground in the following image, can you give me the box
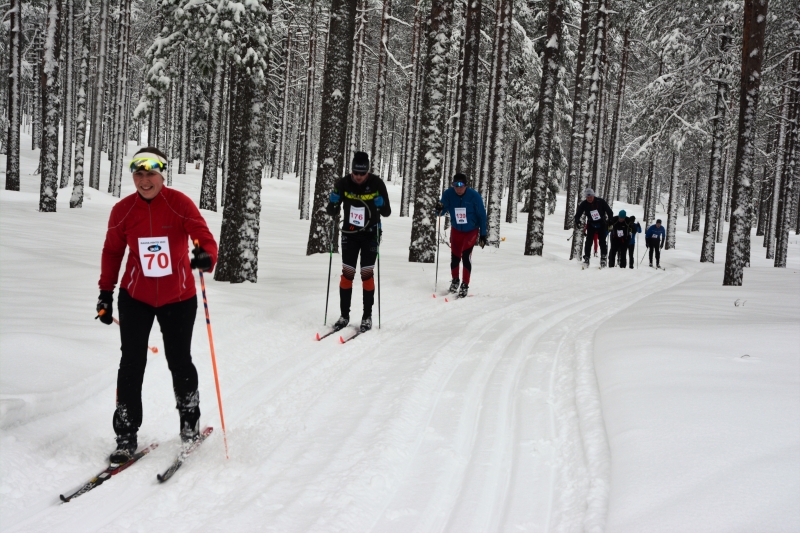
[1,138,798,532]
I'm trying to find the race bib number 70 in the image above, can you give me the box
[138,237,172,277]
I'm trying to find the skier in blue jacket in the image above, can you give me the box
[436,173,487,298]
[646,219,666,268]
[627,215,642,269]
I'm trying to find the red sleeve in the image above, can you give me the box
[179,195,218,272]
[99,204,128,292]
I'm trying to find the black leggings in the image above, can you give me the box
[114,289,199,437]
[648,239,661,265]
[584,227,608,262]
[339,229,379,319]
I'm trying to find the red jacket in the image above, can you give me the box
[99,187,218,307]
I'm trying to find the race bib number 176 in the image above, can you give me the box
[138,237,172,277]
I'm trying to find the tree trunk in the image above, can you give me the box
[723,0,769,285]
[716,147,729,243]
[300,3,319,219]
[484,0,514,247]
[408,0,453,262]
[58,0,75,189]
[643,157,655,223]
[665,150,680,249]
[400,1,423,217]
[602,27,629,209]
[38,0,63,213]
[348,0,367,163]
[200,53,226,211]
[369,0,392,171]
[88,0,109,190]
[700,26,732,261]
[563,0,591,230]
[774,52,799,267]
[5,0,22,191]
[454,0,482,181]
[506,137,518,223]
[570,0,608,260]
[178,49,190,175]
[109,0,131,198]
[274,28,294,179]
[524,0,563,256]
[691,166,702,231]
[766,58,792,259]
[305,0,358,255]
[70,0,92,208]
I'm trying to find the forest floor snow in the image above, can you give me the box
[1,139,798,532]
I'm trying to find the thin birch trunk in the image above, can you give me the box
[505,137,518,223]
[178,48,190,175]
[766,59,792,259]
[369,0,392,171]
[602,27,629,209]
[59,0,75,189]
[300,6,319,219]
[665,150,680,249]
[88,0,108,190]
[200,52,225,211]
[400,0,422,217]
[5,0,22,191]
[716,147,729,243]
[70,0,92,208]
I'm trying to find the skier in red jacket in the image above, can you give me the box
[97,147,218,463]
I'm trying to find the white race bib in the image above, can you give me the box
[138,237,172,277]
[454,207,468,224]
[590,209,601,221]
[617,229,624,237]
[349,206,366,227]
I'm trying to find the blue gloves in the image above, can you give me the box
[329,192,340,204]
[374,196,384,208]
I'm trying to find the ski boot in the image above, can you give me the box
[600,256,607,269]
[333,316,350,330]
[109,434,137,464]
[360,316,372,333]
[449,278,460,294]
[458,283,469,298]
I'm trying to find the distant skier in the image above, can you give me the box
[626,215,642,269]
[646,219,666,268]
[326,151,391,332]
[608,210,631,268]
[97,147,218,463]
[573,188,614,268]
[435,173,487,298]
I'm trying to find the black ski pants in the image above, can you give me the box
[583,226,607,263]
[340,228,379,319]
[648,238,661,265]
[628,243,636,269]
[114,289,200,438]
[609,240,627,268]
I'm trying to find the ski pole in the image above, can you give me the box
[323,219,335,326]
[96,310,158,353]
[434,213,441,293]
[193,241,229,459]
[636,235,639,269]
[377,225,381,330]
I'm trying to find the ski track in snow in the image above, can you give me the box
[1,141,708,532]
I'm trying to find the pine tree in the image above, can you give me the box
[408,0,454,262]
[88,0,109,190]
[70,0,92,208]
[5,0,22,191]
[524,0,563,256]
[306,0,358,255]
[38,0,63,213]
[723,0,769,286]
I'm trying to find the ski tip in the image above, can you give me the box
[339,336,345,344]
[315,332,321,341]
[151,347,159,353]
[59,494,69,503]
[156,473,166,483]
[444,297,449,302]
[432,294,436,298]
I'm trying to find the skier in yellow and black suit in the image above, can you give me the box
[326,152,391,332]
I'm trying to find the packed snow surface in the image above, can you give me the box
[1,139,798,532]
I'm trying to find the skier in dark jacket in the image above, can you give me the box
[573,187,614,267]
[608,210,631,268]
[326,151,391,332]
[627,215,642,269]
[98,147,218,463]
[646,219,666,268]
[436,173,487,298]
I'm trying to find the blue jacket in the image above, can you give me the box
[646,224,665,242]
[439,187,487,236]
[629,221,641,245]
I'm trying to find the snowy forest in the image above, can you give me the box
[2,0,798,286]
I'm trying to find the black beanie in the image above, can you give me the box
[352,152,370,173]
[452,172,468,185]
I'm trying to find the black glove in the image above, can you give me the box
[191,246,213,271]
[325,202,338,217]
[660,242,664,250]
[96,290,113,325]
[479,235,487,249]
[435,201,444,212]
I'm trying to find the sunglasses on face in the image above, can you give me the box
[352,171,367,176]
[130,158,165,173]
[453,181,466,188]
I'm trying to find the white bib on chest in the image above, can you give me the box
[138,237,173,277]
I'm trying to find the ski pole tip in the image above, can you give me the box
[444,297,449,302]
[432,294,436,298]
[339,336,345,344]
[315,333,321,341]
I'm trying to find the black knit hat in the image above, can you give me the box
[352,151,370,173]
[452,173,468,186]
